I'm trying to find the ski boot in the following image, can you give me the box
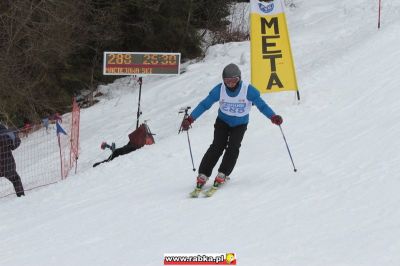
[101,142,116,152]
[189,174,208,198]
[204,172,229,197]
[110,142,116,152]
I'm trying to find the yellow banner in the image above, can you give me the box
[250,0,298,94]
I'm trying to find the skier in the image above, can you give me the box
[93,123,154,167]
[0,123,25,197]
[42,115,50,133]
[21,119,32,138]
[181,63,283,197]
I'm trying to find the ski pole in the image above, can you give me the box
[279,125,297,172]
[378,0,381,29]
[178,106,196,171]
[186,130,196,172]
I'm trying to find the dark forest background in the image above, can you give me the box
[0,0,249,127]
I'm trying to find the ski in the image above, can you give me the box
[189,188,202,198]
[204,175,230,197]
[191,180,230,198]
[189,186,217,198]
[204,186,219,197]
[189,176,230,198]
[92,157,111,167]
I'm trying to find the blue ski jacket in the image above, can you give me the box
[190,81,276,127]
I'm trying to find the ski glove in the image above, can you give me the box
[271,115,283,126]
[181,115,194,131]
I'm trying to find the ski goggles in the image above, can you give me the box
[223,77,240,85]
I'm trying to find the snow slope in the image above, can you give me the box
[1,0,400,265]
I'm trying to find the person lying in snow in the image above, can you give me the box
[93,123,154,167]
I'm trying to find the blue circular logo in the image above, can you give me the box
[258,3,274,13]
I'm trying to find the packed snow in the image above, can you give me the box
[1,0,400,265]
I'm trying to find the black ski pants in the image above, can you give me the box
[93,142,137,167]
[198,118,247,177]
[3,171,25,197]
[109,142,137,161]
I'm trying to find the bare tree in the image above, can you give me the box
[0,0,91,125]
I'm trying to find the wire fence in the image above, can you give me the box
[0,100,80,198]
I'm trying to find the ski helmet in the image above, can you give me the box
[222,63,241,80]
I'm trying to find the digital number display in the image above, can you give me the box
[103,52,180,76]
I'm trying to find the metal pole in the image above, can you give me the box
[57,134,64,179]
[136,77,143,129]
[378,0,381,29]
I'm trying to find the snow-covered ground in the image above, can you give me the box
[1,0,400,265]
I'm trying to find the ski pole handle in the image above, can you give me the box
[178,106,195,171]
[178,106,191,134]
[179,106,191,113]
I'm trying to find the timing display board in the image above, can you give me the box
[103,52,181,76]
